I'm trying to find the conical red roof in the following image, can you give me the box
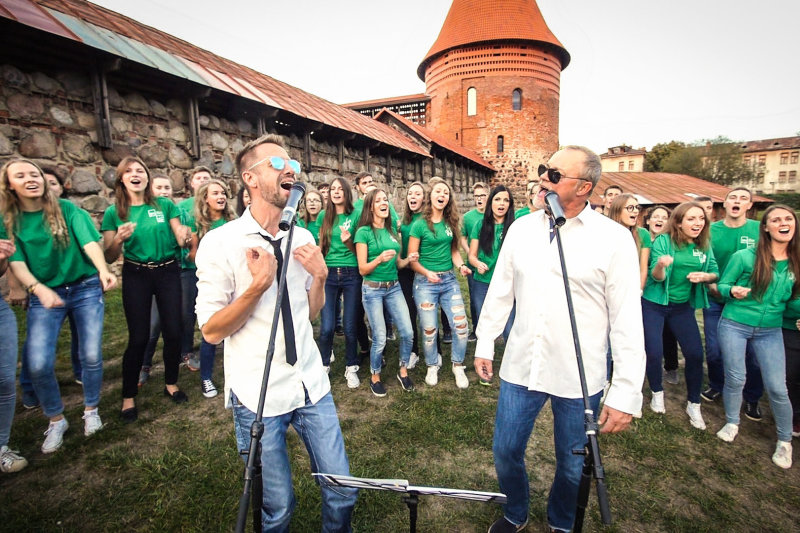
[418,0,569,80]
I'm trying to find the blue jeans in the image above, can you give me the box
[319,267,362,367]
[26,275,104,417]
[361,282,413,373]
[181,269,198,355]
[703,301,763,402]
[718,318,793,441]
[413,272,468,365]
[493,380,602,531]
[19,310,84,399]
[199,339,218,381]
[466,272,477,329]
[0,298,18,447]
[642,299,704,403]
[231,391,357,532]
[471,280,515,342]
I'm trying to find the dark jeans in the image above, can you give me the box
[471,279,514,342]
[642,298,704,403]
[703,301,763,402]
[319,267,362,367]
[663,323,678,372]
[200,339,218,381]
[398,268,419,355]
[121,261,182,399]
[783,328,800,419]
[180,268,198,355]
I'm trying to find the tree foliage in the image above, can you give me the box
[646,136,754,186]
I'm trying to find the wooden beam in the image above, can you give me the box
[338,139,344,172]
[91,66,112,149]
[303,130,312,171]
[386,153,392,183]
[365,146,370,172]
[187,97,201,158]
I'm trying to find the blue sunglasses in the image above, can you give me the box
[247,156,301,175]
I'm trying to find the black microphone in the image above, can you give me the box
[545,191,566,227]
[278,182,307,231]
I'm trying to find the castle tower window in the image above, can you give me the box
[512,89,522,110]
[497,135,504,153]
[467,87,477,116]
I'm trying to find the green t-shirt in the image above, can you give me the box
[461,208,484,238]
[353,198,399,231]
[515,206,532,219]
[320,209,360,267]
[783,297,800,330]
[711,219,760,274]
[305,216,322,244]
[667,242,708,303]
[637,227,652,250]
[400,212,421,259]
[7,199,101,287]
[177,196,195,217]
[101,196,181,263]
[409,218,455,272]
[469,220,504,284]
[354,225,401,282]
[177,200,197,269]
[719,249,794,328]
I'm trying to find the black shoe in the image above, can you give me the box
[370,380,387,397]
[744,401,762,421]
[487,517,527,533]
[164,388,188,404]
[442,332,452,344]
[120,406,138,423]
[468,332,477,342]
[397,373,414,392]
[335,326,344,337]
[701,387,721,402]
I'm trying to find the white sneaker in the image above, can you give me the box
[201,379,219,399]
[716,423,739,443]
[650,391,665,414]
[773,441,793,469]
[425,366,439,386]
[82,408,103,437]
[437,353,443,367]
[686,402,706,430]
[344,365,360,389]
[407,352,419,370]
[0,446,27,473]
[453,364,469,389]
[42,418,69,454]
[330,351,335,363]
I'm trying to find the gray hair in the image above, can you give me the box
[563,145,602,188]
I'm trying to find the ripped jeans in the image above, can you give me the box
[413,272,468,366]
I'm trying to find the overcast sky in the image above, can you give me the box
[91,0,800,155]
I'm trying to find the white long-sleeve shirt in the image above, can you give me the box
[475,204,645,414]
[195,208,330,416]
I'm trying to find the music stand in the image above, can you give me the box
[314,473,506,533]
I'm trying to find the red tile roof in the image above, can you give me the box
[592,172,772,206]
[3,0,431,158]
[374,108,494,171]
[344,93,430,110]
[418,0,569,79]
[739,136,800,153]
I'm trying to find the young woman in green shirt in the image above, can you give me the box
[355,188,417,395]
[609,194,647,289]
[188,179,236,399]
[300,189,323,243]
[102,156,192,422]
[399,182,425,366]
[1,158,116,452]
[642,201,718,430]
[408,177,472,389]
[317,177,369,387]
[715,205,799,468]
[467,185,515,351]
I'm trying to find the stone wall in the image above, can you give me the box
[0,63,485,220]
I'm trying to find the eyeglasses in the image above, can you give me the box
[246,156,301,175]
[474,194,487,199]
[306,198,322,203]
[538,164,591,184]
[625,205,641,213]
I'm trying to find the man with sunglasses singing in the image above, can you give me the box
[475,146,645,533]
[195,134,357,531]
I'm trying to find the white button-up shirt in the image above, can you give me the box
[475,204,645,414]
[195,208,330,416]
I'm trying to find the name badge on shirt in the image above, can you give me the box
[693,249,707,264]
[740,236,756,249]
[445,226,453,237]
[148,209,165,224]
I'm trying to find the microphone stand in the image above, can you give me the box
[235,219,297,533]
[547,202,612,531]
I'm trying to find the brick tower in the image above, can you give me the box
[418,0,569,191]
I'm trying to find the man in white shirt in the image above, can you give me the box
[475,146,645,533]
[195,134,357,532]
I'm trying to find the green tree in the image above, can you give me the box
[644,140,686,172]
[647,136,754,186]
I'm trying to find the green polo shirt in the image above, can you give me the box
[409,218,455,272]
[101,197,181,263]
[469,220,504,283]
[354,226,401,282]
[7,199,101,287]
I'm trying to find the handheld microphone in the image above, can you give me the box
[278,182,307,231]
[544,191,566,227]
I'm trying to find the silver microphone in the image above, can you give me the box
[278,182,307,231]
[545,191,566,227]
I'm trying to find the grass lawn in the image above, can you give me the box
[1,284,799,532]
